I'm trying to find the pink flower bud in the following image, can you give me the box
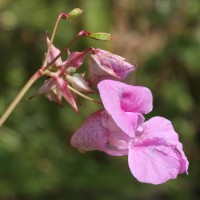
[88,48,136,88]
[67,72,97,94]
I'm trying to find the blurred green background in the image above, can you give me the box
[0,0,200,199]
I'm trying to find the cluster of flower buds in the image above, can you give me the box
[29,8,188,185]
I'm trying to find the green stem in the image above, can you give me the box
[67,85,102,105]
[0,70,44,127]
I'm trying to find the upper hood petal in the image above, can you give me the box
[98,80,153,137]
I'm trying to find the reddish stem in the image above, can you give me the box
[41,30,89,72]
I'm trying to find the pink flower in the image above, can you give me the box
[88,49,136,87]
[71,80,189,184]
[29,77,79,112]
[97,80,153,137]
[30,35,92,113]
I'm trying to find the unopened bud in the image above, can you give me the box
[88,48,136,88]
[67,73,97,94]
[67,8,83,18]
[88,32,114,41]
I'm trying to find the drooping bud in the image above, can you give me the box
[67,8,83,18]
[67,72,98,94]
[88,48,136,88]
[88,32,114,41]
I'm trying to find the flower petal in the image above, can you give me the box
[45,86,63,107]
[89,54,120,87]
[62,48,91,70]
[46,34,62,67]
[67,73,98,94]
[71,110,128,156]
[88,49,136,88]
[140,117,189,174]
[71,110,109,151]
[98,80,153,137]
[128,145,183,184]
[101,110,122,132]
[108,131,130,151]
[56,77,79,114]
[29,78,57,99]
[96,49,136,79]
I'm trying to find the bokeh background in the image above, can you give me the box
[0,0,200,199]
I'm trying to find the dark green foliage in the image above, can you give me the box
[0,0,200,199]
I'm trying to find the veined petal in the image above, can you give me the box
[128,145,183,184]
[98,80,153,137]
[71,110,129,156]
[71,110,109,151]
[56,77,79,114]
[140,117,189,174]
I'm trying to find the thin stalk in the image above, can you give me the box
[42,30,88,72]
[0,70,44,127]
[67,85,102,105]
[43,13,68,67]
[0,30,88,127]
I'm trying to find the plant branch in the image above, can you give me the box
[41,30,88,72]
[43,13,68,67]
[0,70,43,127]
